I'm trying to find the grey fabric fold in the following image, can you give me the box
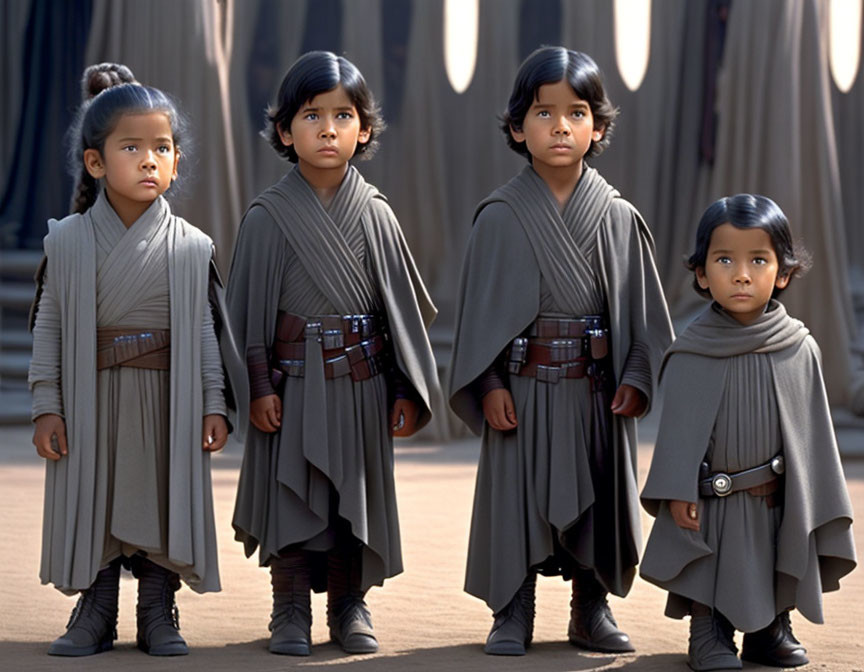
[29,191,223,595]
[641,300,856,631]
[448,164,673,611]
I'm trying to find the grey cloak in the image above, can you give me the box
[448,165,674,611]
[28,192,226,595]
[227,165,438,592]
[640,301,856,632]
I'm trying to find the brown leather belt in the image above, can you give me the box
[96,327,170,371]
[270,312,391,384]
[698,455,785,498]
[509,315,608,383]
[274,311,385,350]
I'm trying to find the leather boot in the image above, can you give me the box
[568,568,634,653]
[269,551,312,656]
[484,573,536,656]
[327,548,378,654]
[48,559,121,656]
[688,602,741,671]
[741,610,809,668]
[134,557,188,656]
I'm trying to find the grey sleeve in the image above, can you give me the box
[201,294,227,417]
[28,266,64,420]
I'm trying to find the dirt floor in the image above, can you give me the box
[1,426,862,672]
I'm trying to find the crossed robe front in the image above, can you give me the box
[448,164,674,612]
[640,301,856,632]
[227,165,438,591]
[28,192,225,594]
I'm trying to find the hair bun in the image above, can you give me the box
[81,63,137,101]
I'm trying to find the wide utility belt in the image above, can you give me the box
[698,454,785,497]
[96,327,170,371]
[270,311,390,384]
[508,315,608,384]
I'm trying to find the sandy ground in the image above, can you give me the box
[1,425,862,672]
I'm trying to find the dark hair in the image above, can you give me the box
[264,50,383,162]
[69,63,188,214]
[686,194,811,298]
[501,47,619,160]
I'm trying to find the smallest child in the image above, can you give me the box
[640,194,856,671]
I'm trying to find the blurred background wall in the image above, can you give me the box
[2,0,864,439]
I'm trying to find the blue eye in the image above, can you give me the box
[305,113,318,121]
[336,111,353,120]
[753,257,767,265]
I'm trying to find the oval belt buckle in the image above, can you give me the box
[711,472,733,497]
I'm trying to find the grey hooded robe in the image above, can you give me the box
[640,301,856,632]
[448,165,674,612]
[227,166,438,592]
[28,192,226,595]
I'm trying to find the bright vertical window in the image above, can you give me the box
[614,0,651,91]
[444,0,478,94]
[830,0,862,92]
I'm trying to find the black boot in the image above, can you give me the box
[134,557,188,656]
[48,559,121,656]
[327,547,378,654]
[269,551,312,656]
[688,602,741,671]
[567,568,634,653]
[741,610,809,668]
[484,573,536,656]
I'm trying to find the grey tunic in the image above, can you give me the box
[29,192,226,594]
[227,166,438,592]
[449,165,674,612]
[641,302,857,631]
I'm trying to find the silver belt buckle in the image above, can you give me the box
[711,472,733,496]
[770,455,785,474]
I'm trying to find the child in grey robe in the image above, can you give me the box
[29,65,229,658]
[448,47,673,656]
[641,194,856,671]
[226,51,439,657]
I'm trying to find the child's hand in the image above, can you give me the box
[250,394,282,433]
[482,389,518,431]
[669,500,700,531]
[611,383,647,417]
[391,398,419,437]
[202,414,228,452]
[33,413,67,461]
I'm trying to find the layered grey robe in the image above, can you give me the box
[28,192,225,594]
[227,166,438,591]
[449,165,673,611]
[641,301,856,632]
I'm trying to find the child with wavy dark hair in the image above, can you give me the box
[449,46,674,656]
[641,194,856,671]
[226,50,438,657]
[28,63,230,657]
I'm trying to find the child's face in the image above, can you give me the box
[696,223,790,324]
[510,79,603,175]
[279,84,371,176]
[84,112,179,209]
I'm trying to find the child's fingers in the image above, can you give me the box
[55,426,68,456]
[267,402,281,428]
[35,437,61,461]
[503,396,518,427]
